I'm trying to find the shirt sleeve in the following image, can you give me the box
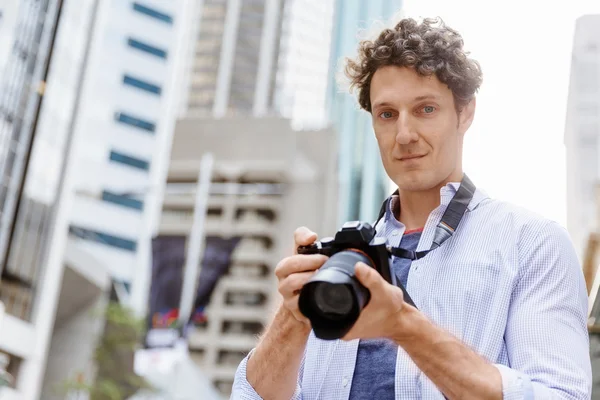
[230,348,305,400]
[495,221,592,399]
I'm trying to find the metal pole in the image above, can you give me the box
[178,153,214,328]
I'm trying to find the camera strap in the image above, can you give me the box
[374,174,476,261]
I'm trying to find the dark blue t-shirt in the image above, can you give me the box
[348,231,422,399]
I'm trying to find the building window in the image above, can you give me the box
[109,150,150,171]
[123,75,162,95]
[132,2,173,24]
[102,190,144,211]
[115,111,156,133]
[69,226,137,252]
[127,38,168,59]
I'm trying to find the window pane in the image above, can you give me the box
[69,225,137,251]
[132,2,173,24]
[123,74,162,95]
[109,150,150,170]
[127,38,168,59]
[102,190,144,211]
[114,112,156,133]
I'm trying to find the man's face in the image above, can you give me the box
[370,66,475,192]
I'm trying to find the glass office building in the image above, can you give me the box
[0,0,70,323]
[183,0,334,130]
[327,0,402,225]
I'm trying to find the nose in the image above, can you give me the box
[395,113,419,145]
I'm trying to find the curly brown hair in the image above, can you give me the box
[344,17,483,113]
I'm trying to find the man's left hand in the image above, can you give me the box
[341,262,410,342]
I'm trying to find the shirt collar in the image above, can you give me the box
[385,180,489,223]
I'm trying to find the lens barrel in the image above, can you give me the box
[298,250,372,340]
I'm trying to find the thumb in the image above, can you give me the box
[354,262,384,290]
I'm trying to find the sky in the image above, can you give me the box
[395,0,600,227]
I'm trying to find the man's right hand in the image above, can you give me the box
[275,226,328,326]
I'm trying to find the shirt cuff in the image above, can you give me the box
[494,364,535,400]
[231,349,302,400]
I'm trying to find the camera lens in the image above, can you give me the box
[313,283,353,318]
[298,250,373,340]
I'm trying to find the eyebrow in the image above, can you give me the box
[372,94,441,110]
[414,94,440,102]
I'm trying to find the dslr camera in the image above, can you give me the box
[297,221,393,340]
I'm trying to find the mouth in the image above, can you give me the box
[399,154,426,161]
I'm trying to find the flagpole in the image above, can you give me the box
[178,152,214,329]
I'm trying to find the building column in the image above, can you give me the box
[253,0,281,116]
[213,0,242,118]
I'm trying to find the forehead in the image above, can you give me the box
[369,66,452,107]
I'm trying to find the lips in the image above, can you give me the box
[399,154,426,161]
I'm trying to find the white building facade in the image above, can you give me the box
[66,0,191,314]
[565,14,600,260]
[0,0,193,398]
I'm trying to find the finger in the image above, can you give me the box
[284,295,310,324]
[354,262,385,291]
[293,227,318,253]
[275,254,328,280]
[278,270,317,298]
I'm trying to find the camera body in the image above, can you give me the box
[297,221,392,340]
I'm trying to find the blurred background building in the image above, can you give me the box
[65,0,188,310]
[327,0,402,225]
[566,14,600,399]
[0,0,191,398]
[565,14,600,261]
[0,0,346,397]
[161,117,337,396]
[0,0,106,399]
[180,0,335,131]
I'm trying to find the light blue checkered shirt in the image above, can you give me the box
[231,182,592,399]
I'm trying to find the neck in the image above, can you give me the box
[397,171,464,231]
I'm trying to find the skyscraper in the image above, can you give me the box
[64,0,191,314]
[564,14,600,260]
[0,1,20,77]
[0,1,195,397]
[0,0,103,398]
[182,0,334,129]
[190,0,284,117]
[327,0,402,225]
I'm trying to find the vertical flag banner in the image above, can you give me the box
[190,236,242,326]
[145,235,241,347]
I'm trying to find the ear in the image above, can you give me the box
[458,97,476,136]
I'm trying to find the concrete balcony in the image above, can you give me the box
[159,209,276,237]
[217,306,266,322]
[212,365,239,381]
[234,211,277,236]
[231,238,275,264]
[162,193,226,210]
[218,276,272,293]
[188,332,256,352]
[159,211,222,235]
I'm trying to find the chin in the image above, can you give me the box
[394,170,442,192]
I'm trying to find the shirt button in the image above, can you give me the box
[342,377,349,387]
[392,229,400,236]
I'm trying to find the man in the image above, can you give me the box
[231,17,592,399]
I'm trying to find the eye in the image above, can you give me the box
[421,105,436,114]
[379,111,394,119]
